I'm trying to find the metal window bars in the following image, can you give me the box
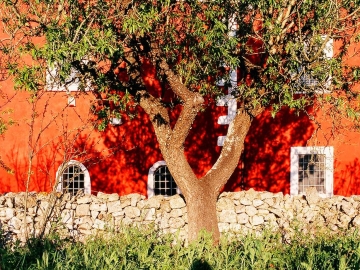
[298,154,326,194]
[62,164,85,195]
[154,165,177,197]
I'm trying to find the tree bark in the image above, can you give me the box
[138,59,260,243]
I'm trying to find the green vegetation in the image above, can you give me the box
[1,227,360,270]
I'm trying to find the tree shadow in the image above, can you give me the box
[224,107,315,194]
[335,158,360,195]
[189,258,213,270]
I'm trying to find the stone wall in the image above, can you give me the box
[1,188,360,243]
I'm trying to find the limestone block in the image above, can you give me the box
[108,193,120,202]
[25,197,37,208]
[253,199,264,207]
[145,196,162,209]
[218,210,237,223]
[264,213,276,221]
[127,193,142,206]
[77,195,92,204]
[217,197,234,211]
[93,219,105,230]
[169,196,186,209]
[231,191,244,200]
[338,214,352,228]
[111,211,124,217]
[120,197,131,208]
[240,198,252,206]
[259,192,274,200]
[245,206,257,217]
[0,197,6,205]
[5,208,14,219]
[61,209,73,224]
[124,206,141,219]
[90,203,107,212]
[218,222,230,232]
[97,192,110,200]
[251,215,264,226]
[8,216,22,230]
[76,204,90,216]
[5,197,14,208]
[91,211,99,219]
[169,217,185,229]
[28,207,35,215]
[244,188,259,201]
[80,216,93,226]
[107,201,122,213]
[137,200,146,209]
[341,202,356,217]
[237,213,249,224]
[264,198,274,207]
[305,187,320,205]
[65,202,72,209]
[159,217,169,229]
[143,208,156,221]
[235,205,246,214]
[78,228,92,235]
[269,208,282,217]
[160,200,172,213]
[170,209,183,218]
[229,223,242,232]
[352,215,360,227]
[257,209,270,215]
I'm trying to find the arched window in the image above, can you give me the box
[147,161,180,198]
[56,160,91,195]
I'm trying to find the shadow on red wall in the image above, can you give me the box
[224,108,316,194]
[335,158,360,195]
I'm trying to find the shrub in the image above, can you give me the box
[1,227,360,269]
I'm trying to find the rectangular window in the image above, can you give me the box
[45,61,90,92]
[290,146,334,197]
[296,37,333,93]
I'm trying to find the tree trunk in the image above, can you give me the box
[137,60,261,243]
[185,184,219,243]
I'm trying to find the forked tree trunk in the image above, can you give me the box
[163,109,254,243]
[138,60,257,243]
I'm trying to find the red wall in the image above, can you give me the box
[1,26,359,197]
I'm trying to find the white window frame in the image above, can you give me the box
[290,146,334,198]
[216,14,238,146]
[296,36,333,93]
[56,160,91,194]
[147,161,180,198]
[45,61,91,92]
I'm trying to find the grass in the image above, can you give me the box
[1,227,360,269]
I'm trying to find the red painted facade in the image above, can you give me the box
[0,31,359,197]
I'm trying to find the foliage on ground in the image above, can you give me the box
[1,227,360,270]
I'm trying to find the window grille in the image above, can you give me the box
[154,165,177,197]
[290,146,333,197]
[62,164,85,195]
[298,154,325,193]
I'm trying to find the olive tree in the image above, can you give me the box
[1,0,359,242]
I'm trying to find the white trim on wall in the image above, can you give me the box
[147,161,180,198]
[56,160,91,194]
[290,146,334,198]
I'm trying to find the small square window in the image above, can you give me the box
[290,146,334,197]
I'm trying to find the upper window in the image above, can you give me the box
[290,146,334,197]
[296,37,333,92]
[147,161,180,198]
[56,160,91,195]
[45,62,90,92]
